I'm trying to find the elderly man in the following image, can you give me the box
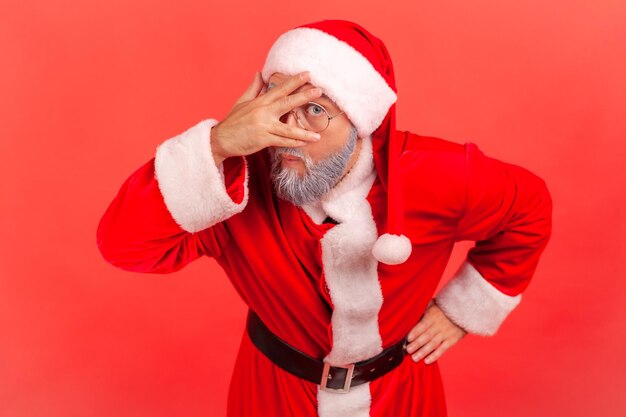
[97,19,552,417]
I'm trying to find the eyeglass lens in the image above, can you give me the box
[282,103,330,133]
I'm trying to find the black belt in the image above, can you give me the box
[246,309,410,393]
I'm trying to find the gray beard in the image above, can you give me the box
[269,125,358,206]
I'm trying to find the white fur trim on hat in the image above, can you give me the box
[261,27,397,138]
[372,233,412,265]
[154,118,249,232]
[434,260,522,336]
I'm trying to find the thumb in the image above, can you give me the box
[234,71,264,106]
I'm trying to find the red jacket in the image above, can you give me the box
[97,119,552,417]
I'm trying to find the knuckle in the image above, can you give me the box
[411,330,424,341]
[428,340,440,350]
[271,121,285,133]
[421,320,433,330]
[281,95,292,107]
[308,87,321,97]
[287,125,300,136]
[296,127,312,139]
[279,126,293,137]
[418,317,431,327]
[419,342,433,353]
[426,335,438,346]
[432,332,444,343]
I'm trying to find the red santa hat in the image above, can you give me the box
[261,19,412,265]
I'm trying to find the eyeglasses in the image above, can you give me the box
[281,102,346,133]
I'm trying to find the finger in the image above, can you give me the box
[259,71,313,104]
[406,329,434,354]
[408,305,439,341]
[270,121,321,142]
[407,319,432,343]
[424,340,450,365]
[411,336,443,363]
[258,75,270,98]
[273,87,323,116]
[264,132,310,149]
[234,71,265,107]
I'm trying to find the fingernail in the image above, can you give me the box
[412,353,420,361]
[311,133,321,140]
[424,357,432,364]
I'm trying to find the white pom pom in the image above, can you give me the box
[372,233,412,265]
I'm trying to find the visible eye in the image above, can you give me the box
[305,103,325,117]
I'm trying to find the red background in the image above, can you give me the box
[1,1,625,416]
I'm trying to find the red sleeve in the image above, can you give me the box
[96,119,249,274]
[434,142,553,335]
[456,142,553,293]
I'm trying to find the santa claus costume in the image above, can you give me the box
[96,19,553,417]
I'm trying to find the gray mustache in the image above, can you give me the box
[268,124,358,206]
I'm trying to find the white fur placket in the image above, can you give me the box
[302,135,383,417]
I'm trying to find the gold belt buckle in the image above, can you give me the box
[319,361,355,393]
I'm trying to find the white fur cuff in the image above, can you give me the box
[154,118,249,233]
[434,260,521,336]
